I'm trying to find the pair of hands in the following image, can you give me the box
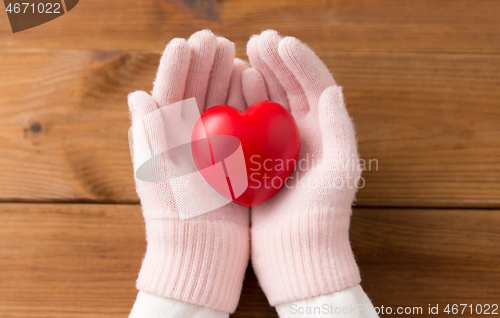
[128,29,361,313]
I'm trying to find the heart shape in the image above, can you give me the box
[191,101,300,207]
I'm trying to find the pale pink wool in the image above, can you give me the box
[243,30,362,306]
[129,29,362,313]
[128,30,250,313]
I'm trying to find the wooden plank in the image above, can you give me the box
[1,51,500,207]
[0,204,499,317]
[0,203,145,317]
[0,50,154,203]
[0,0,500,53]
[338,52,500,208]
[351,208,500,313]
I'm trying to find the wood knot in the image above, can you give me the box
[30,122,42,134]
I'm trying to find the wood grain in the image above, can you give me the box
[0,204,144,317]
[1,50,499,207]
[1,1,498,317]
[0,0,500,53]
[351,208,500,310]
[0,204,498,317]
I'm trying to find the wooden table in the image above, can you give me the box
[1,0,499,317]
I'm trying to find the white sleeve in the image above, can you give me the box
[129,291,229,318]
[275,284,379,318]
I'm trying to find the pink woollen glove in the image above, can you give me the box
[242,30,363,306]
[128,30,250,313]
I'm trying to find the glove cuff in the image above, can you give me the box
[251,206,360,306]
[137,209,249,313]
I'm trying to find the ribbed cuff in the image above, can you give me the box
[137,209,250,313]
[251,206,360,306]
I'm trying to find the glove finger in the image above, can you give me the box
[242,67,269,106]
[258,30,309,116]
[129,90,158,120]
[152,38,191,108]
[128,91,167,168]
[226,58,249,112]
[184,29,218,113]
[247,34,289,110]
[318,86,358,164]
[278,36,336,112]
[205,37,236,110]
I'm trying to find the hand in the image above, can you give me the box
[243,30,362,306]
[128,30,250,314]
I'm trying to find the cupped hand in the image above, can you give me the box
[128,30,250,313]
[243,30,362,306]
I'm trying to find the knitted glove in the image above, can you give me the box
[128,30,250,314]
[243,30,363,306]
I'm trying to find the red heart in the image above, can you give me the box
[191,101,300,207]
